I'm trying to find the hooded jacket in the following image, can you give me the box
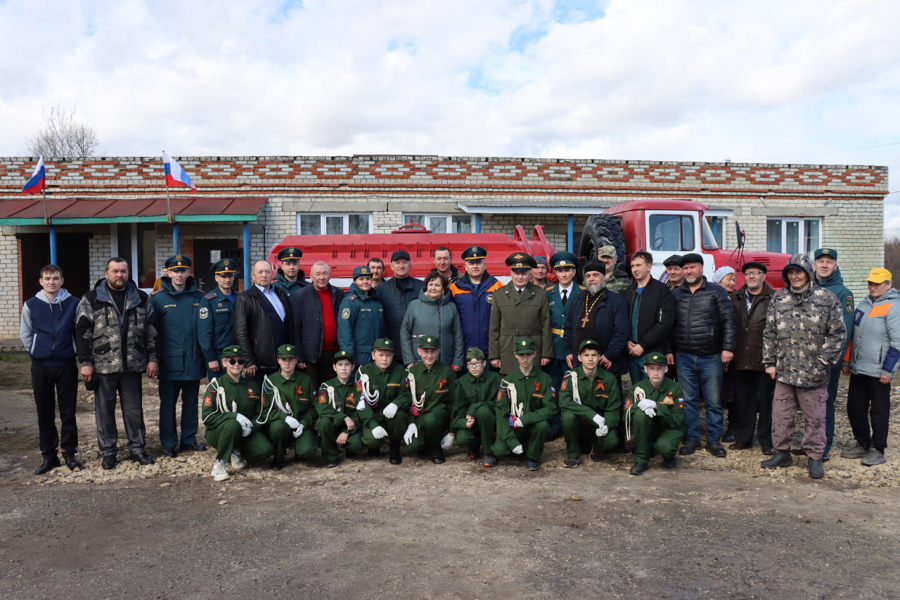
[20,288,78,362]
[845,287,900,379]
[816,267,855,357]
[762,254,846,387]
[400,289,464,367]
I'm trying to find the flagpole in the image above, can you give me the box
[44,187,58,264]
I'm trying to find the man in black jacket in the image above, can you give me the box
[620,251,674,386]
[291,260,345,388]
[376,250,423,361]
[234,260,293,387]
[671,253,736,458]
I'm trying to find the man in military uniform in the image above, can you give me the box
[258,344,318,469]
[487,338,556,470]
[337,266,385,366]
[598,245,631,294]
[446,347,502,464]
[316,350,364,467]
[273,246,306,296]
[201,345,273,481]
[626,351,687,475]
[150,254,206,458]
[198,258,239,382]
[558,339,621,468]
[546,252,582,389]
[450,246,504,357]
[489,252,552,375]
[402,335,455,463]
[353,338,411,464]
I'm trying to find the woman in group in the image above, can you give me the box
[400,272,464,371]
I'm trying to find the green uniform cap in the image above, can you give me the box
[644,351,667,366]
[332,350,354,364]
[418,335,439,350]
[550,252,578,269]
[276,344,298,358]
[465,347,485,361]
[514,338,536,354]
[222,345,244,358]
[373,338,395,352]
[506,252,536,270]
[578,339,601,353]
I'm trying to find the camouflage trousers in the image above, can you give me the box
[771,382,826,460]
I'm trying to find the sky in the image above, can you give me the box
[2,0,899,234]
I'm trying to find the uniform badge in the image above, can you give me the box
[486,293,493,304]
[318,390,327,403]
[295,384,303,395]
[342,308,351,320]
[560,379,568,390]
[203,395,212,407]
[437,379,447,390]
[199,307,209,320]
[533,381,540,392]
[845,296,853,314]
[595,380,604,391]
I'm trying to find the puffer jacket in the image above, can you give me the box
[671,277,736,355]
[75,279,158,374]
[845,287,900,379]
[399,289,464,367]
[729,282,774,371]
[762,254,845,387]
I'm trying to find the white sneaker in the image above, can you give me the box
[230,451,247,470]
[211,460,230,481]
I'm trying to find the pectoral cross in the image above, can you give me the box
[581,315,591,327]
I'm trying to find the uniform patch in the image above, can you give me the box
[295,384,303,395]
[199,307,209,320]
[486,293,493,304]
[342,308,351,320]
[203,395,212,407]
[318,390,327,403]
[560,379,568,390]
[845,296,854,314]
[595,380,604,391]
[533,381,540,392]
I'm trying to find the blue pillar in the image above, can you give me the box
[172,223,180,254]
[475,214,482,233]
[567,214,574,253]
[49,226,58,265]
[243,221,251,288]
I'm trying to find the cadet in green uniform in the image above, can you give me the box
[446,347,502,464]
[402,335,455,463]
[259,344,317,469]
[316,350,364,467]
[353,338,411,464]
[558,339,621,468]
[202,345,274,481]
[273,246,307,296]
[626,351,687,475]
[198,258,239,382]
[487,338,556,470]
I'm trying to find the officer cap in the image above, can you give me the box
[213,258,239,275]
[391,250,411,262]
[373,338,395,352]
[582,261,606,275]
[465,347,486,361]
[276,344,298,359]
[663,255,684,267]
[514,338,536,354]
[352,265,373,279]
[461,246,487,261]
[549,252,578,270]
[534,255,548,267]
[277,247,303,262]
[597,245,617,258]
[578,339,601,353]
[506,252,536,271]
[165,254,192,270]
[418,335,440,350]
[222,345,244,358]
[814,248,838,260]
[644,351,667,366]
[332,350,354,364]
[866,268,892,284]
[681,253,704,266]
[741,261,767,274]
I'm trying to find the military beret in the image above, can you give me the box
[212,258,239,275]
[597,245,617,258]
[418,335,440,350]
[741,261,767,274]
[578,339,601,353]
[644,351,667,366]
[165,254,191,270]
[352,265,373,279]
[465,347,486,361]
[276,344,298,358]
[814,248,838,260]
[222,345,244,358]
[373,338,395,352]
[514,338,536,354]
[582,261,606,275]
[681,253,704,266]
[663,255,684,267]
[549,252,578,269]
[506,252,536,270]
[391,250,411,262]
[332,350,354,364]
[277,247,302,261]
[461,246,487,261]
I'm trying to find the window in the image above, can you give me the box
[297,213,371,235]
[766,218,821,255]
[705,216,724,248]
[403,213,473,233]
[648,214,695,252]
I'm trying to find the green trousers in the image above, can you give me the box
[318,414,364,463]
[560,412,619,459]
[453,404,497,455]
[207,421,273,464]
[491,420,551,462]
[361,411,409,449]
[406,405,450,453]
[630,409,685,463]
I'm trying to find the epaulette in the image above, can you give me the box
[347,294,358,302]
[150,288,165,296]
[204,290,219,300]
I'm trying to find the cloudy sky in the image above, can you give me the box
[2,0,899,232]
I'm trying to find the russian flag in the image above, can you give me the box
[21,156,46,194]
[162,151,196,192]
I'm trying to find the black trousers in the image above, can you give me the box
[31,359,79,458]
[94,372,146,456]
[847,373,891,451]
[731,370,774,448]
[305,350,337,390]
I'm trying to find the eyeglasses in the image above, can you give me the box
[226,358,245,365]
[744,271,764,276]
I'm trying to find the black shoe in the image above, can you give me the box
[102,455,117,470]
[389,442,401,465]
[564,458,581,468]
[761,446,775,456]
[326,460,339,468]
[630,462,649,475]
[432,455,446,464]
[761,451,793,469]
[270,458,284,470]
[483,454,497,468]
[65,455,84,471]
[588,452,604,462]
[367,448,382,457]
[162,447,178,458]
[662,455,677,469]
[34,456,61,475]
[723,430,735,443]
[707,443,727,458]
[180,442,207,452]
[729,442,751,450]
[131,453,155,466]
[526,460,540,471]
[808,458,825,479]
[821,450,830,463]
[790,448,807,456]
[679,440,699,456]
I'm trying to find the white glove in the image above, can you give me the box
[382,403,398,419]
[235,413,252,437]
[512,444,524,455]
[403,423,418,445]
[638,398,656,418]
[356,399,366,411]
[292,424,305,439]
[285,416,300,430]
[595,425,609,438]
[592,414,606,429]
[441,433,455,450]
[371,426,388,440]
[512,416,523,428]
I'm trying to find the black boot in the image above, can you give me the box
[389,441,401,465]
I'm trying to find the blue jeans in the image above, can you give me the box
[676,352,724,443]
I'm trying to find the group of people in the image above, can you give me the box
[20,240,898,481]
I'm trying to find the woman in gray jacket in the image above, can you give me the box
[400,272,464,370]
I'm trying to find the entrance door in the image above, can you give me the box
[18,233,92,301]
[193,239,241,292]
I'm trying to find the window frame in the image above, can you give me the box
[401,213,474,233]
[766,217,822,255]
[295,213,372,235]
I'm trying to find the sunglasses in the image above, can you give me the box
[225,358,245,365]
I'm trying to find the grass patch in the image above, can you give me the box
[0,352,33,389]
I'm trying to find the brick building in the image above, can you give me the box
[0,155,887,338]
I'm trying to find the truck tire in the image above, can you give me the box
[579,214,627,275]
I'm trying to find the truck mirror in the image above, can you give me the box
[734,221,745,249]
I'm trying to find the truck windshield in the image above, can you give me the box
[701,216,720,250]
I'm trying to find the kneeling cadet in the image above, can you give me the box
[354,338,410,464]
[316,350,364,467]
[446,347,502,464]
[403,335,455,463]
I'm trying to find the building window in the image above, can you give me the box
[403,213,473,233]
[297,213,371,235]
[766,218,821,255]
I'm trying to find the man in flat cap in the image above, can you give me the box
[274,246,307,297]
[663,255,684,291]
[198,258,239,382]
[150,254,206,458]
[450,245,504,357]
[376,249,424,359]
